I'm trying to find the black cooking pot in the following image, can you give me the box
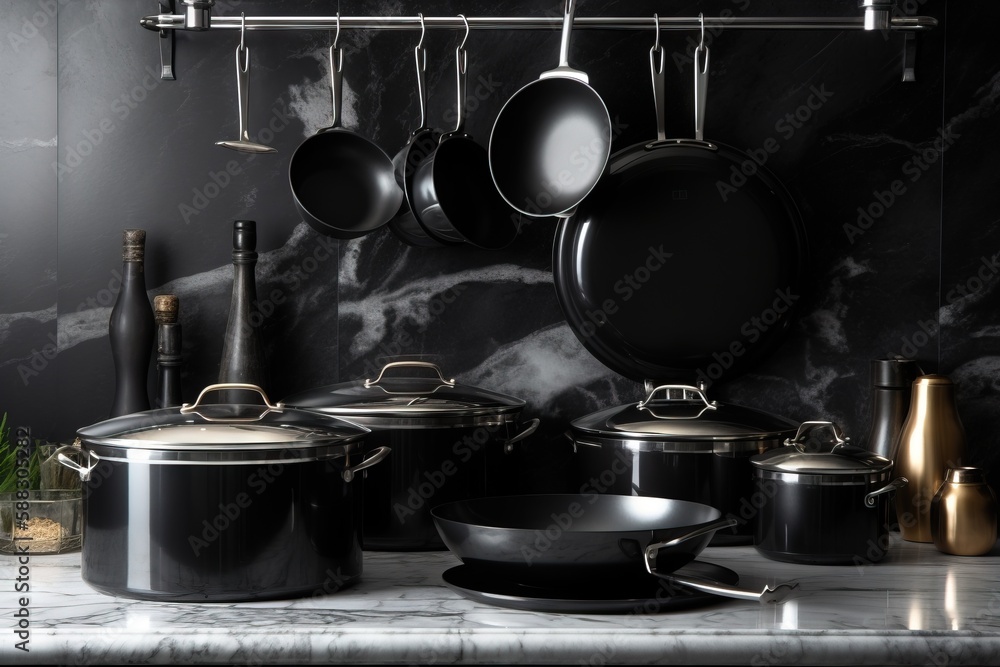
[67,384,386,602]
[282,362,539,551]
[569,384,798,545]
[750,421,908,565]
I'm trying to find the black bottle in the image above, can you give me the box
[108,229,155,417]
[218,220,267,403]
[865,357,923,463]
[154,294,183,408]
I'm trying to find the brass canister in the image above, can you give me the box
[930,467,998,556]
[894,375,966,542]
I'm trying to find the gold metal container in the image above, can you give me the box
[894,375,966,542]
[930,467,998,556]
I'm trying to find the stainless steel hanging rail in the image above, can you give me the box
[140,14,938,33]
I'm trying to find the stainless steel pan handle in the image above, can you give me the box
[649,15,666,143]
[651,571,799,604]
[643,517,738,571]
[540,0,588,83]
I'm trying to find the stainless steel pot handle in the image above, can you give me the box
[642,517,738,571]
[54,439,100,482]
[342,446,391,483]
[784,420,849,451]
[637,384,717,410]
[865,476,908,508]
[364,361,456,388]
[503,418,540,454]
[180,383,284,422]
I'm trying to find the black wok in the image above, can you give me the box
[489,0,611,218]
[289,44,401,239]
[412,40,519,249]
[432,494,734,583]
[554,39,807,384]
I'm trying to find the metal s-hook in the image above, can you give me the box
[458,14,471,52]
[416,12,427,49]
[238,11,246,54]
[698,12,706,50]
[332,11,341,49]
[652,12,661,54]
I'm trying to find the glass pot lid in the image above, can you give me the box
[76,383,369,455]
[571,384,799,446]
[751,421,893,476]
[281,361,525,424]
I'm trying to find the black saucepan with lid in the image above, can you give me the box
[282,362,539,550]
[750,421,908,564]
[569,384,798,545]
[64,383,386,602]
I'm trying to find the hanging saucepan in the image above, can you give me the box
[568,384,799,545]
[288,19,402,239]
[488,0,611,218]
[282,362,539,551]
[411,19,520,249]
[388,15,458,248]
[432,494,797,603]
[751,421,908,565]
[554,19,807,383]
[63,383,387,602]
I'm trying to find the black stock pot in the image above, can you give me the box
[751,421,908,564]
[66,384,384,602]
[569,384,798,545]
[282,361,539,551]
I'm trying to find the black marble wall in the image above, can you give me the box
[1,0,997,492]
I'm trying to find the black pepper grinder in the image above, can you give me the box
[108,229,155,418]
[154,294,183,408]
[218,220,267,404]
[864,357,922,464]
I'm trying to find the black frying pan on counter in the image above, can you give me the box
[553,37,807,384]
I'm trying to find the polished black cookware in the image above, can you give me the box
[68,384,384,602]
[282,362,538,551]
[751,421,908,564]
[569,384,798,545]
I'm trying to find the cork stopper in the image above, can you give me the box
[153,294,179,325]
[123,229,146,262]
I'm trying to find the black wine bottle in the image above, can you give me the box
[154,294,183,409]
[218,220,267,403]
[109,229,155,417]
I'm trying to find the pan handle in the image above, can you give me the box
[650,15,666,143]
[650,570,799,604]
[54,440,100,482]
[693,19,709,142]
[540,0,588,83]
[328,41,344,130]
[643,517,738,572]
[414,14,428,129]
[342,446,391,483]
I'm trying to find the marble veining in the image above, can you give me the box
[4,539,1000,665]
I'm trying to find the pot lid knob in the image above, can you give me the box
[784,420,850,453]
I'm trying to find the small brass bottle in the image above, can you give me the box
[931,467,998,556]
[894,375,967,542]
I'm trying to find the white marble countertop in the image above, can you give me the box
[3,537,1000,665]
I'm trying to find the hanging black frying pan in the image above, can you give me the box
[411,24,519,250]
[553,31,807,384]
[288,34,402,239]
[488,0,611,219]
[388,18,459,248]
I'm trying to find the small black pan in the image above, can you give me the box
[488,0,611,219]
[411,30,519,250]
[289,40,401,239]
